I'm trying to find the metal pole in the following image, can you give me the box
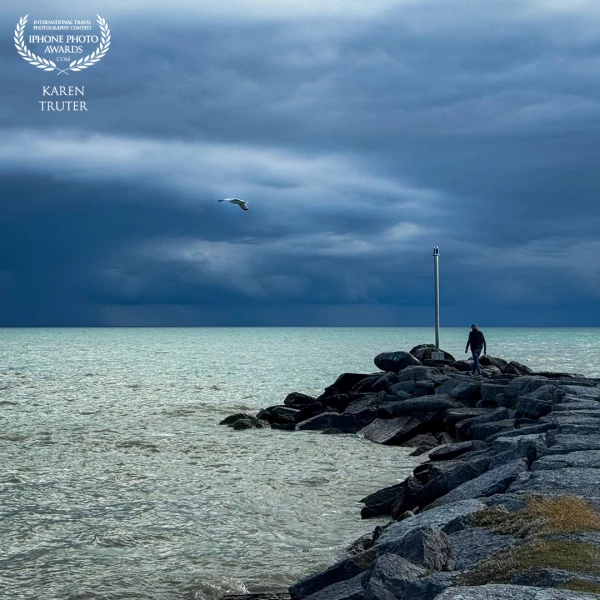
[433,246,440,351]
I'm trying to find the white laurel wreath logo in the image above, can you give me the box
[14,14,111,75]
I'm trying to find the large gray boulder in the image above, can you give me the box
[428,459,528,508]
[509,466,600,498]
[378,396,461,418]
[434,584,600,600]
[435,378,481,406]
[504,361,534,376]
[359,414,437,445]
[502,376,550,407]
[378,525,455,571]
[353,372,399,394]
[416,457,492,509]
[515,395,554,420]
[401,573,457,600]
[289,550,375,599]
[490,433,547,468]
[545,434,600,455]
[410,344,456,363]
[344,393,410,423]
[469,419,516,441]
[296,412,342,431]
[363,554,428,600]
[480,355,509,371]
[302,574,366,600]
[375,499,487,554]
[284,392,317,409]
[374,352,421,373]
[256,405,299,425]
[361,483,407,519]
[396,366,450,386]
[454,408,511,440]
[428,441,487,462]
[533,450,600,471]
[448,526,521,571]
[364,476,424,519]
[389,476,427,519]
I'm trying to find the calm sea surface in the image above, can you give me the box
[0,327,598,599]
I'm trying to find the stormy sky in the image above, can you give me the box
[1,0,599,326]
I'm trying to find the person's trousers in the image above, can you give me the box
[471,349,482,374]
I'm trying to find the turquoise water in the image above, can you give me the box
[0,327,598,600]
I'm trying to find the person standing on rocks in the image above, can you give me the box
[465,324,486,376]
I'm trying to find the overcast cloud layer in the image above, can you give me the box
[1,0,599,326]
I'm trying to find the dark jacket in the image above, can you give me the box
[467,329,486,351]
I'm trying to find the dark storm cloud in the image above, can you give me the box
[0,0,599,325]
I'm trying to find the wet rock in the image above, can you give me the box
[361,481,421,518]
[317,392,352,413]
[321,428,344,435]
[289,550,376,600]
[404,434,440,456]
[284,392,317,409]
[324,373,373,394]
[378,396,461,419]
[232,419,255,430]
[220,413,256,425]
[359,414,437,446]
[294,402,329,423]
[449,526,520,571]
[428,441,487,462]
[256,405,299,425]
[374,352,421,373]
[429,459,528,508]
[389,476,427,519]
[345,533,374,557]
[296,412,341,431]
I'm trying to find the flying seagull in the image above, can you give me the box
[218,198,249,211]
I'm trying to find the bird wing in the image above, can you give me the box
[239,202,249,211]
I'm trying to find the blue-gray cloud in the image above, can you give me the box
[0,0,599,325]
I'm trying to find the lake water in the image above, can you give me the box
[0,327,598,599]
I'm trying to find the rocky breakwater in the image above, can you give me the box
[220,344,600,600]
